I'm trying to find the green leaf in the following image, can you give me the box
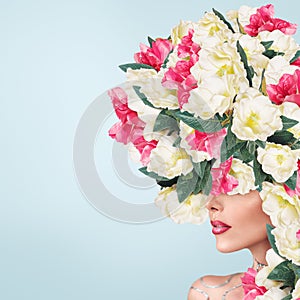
[261,40,274,50]
[285,170,297,190]
[148,36,155,47]
[119,63,155,72]
[212,8,235,33]
[290,50,300,64]
[291,141,300,150]
[220,124,244,162]
[161,49,174,69]
[281,295,292,300]
[173,111,223,133]
[156,177,178,188]
[132,86,156,108]
[253,153,268,188]
[193,160,208,178]
[262,49,284,59]
[237,141,256,163]
[153,110,179,133]
[176,170,198,203]
[203,173,213,195]
[281,115,299,131]
[267,260,295,286]
[255,140,266,149]
[266,224,281,256]
[267,130,296,145]
[259,68,266,95]
[172,136,182,147]
[237,41,253,87]
[139,167,172,181]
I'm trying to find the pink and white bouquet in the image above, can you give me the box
[108,4,300,299]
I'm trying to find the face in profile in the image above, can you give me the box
[206,190,272,253]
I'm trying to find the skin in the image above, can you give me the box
[188,190,272,300]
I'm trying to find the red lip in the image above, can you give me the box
[211,220,232,235]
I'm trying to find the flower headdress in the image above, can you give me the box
[108,4,300,297]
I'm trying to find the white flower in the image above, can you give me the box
[179,122,211,163]
[258,30,299,61]
[260,182,300,227]
[273,221,300,265]
[255,287,289,300]
[182,74,237,120]
[155,186,208,224]
[257,142,299,183]
[227,5,257,31]
[126,68,179,110]
[171,20,197,45]
[292,279,300,299]
[280,102,300,139]
[147,135,193,179]
[255,249,285,289]
[231,89,282,141]
[228,159,257,195]
[192,12,232,47]
[191,42,246,84]
[265,56,298,85]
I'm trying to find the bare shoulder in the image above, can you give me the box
[187,273,244,300]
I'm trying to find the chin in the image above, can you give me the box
[216,241,242,253]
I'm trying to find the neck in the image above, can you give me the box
[248,239,271,271]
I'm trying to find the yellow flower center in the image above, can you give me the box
[209,25,220,36]
[216,64,234,77]
[276,154,285,165]
[245,112,260,132]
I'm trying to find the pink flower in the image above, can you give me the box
[132,136,158,166]
[284,160,300,196]
[162,30,200,108]
[241,268,267,300]
[211,157,239,196]
[296,229,300,241]
[185,128,227,158]
[134,38,173,71]
[244,4,297,37]
[177,29,201,59]
[108,87,157,165]
[292,58,300,67]
[267,69,300,106]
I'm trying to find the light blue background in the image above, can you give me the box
[1,1,299,299]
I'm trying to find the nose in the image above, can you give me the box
[205,195,223,212]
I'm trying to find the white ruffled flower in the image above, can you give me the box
[154,186,208,224]
[255,249,285,289]
[191,42,246,84]
[179,122,211,163]
[226,5,257,31]
[147,135,193,179]
[182,74,237,120]
[273,221,300,265]
[265,56,298,85]
[126,68,179,110]
[228,159,257,195]
[257,142,299,183]
[171,20,197,45]
[231,89,282,141]
[258,30,299,61]
[255,287,289,300]
[192,12,232,47]
[292,279,300,299]
[260,182,300,227]
[280,102,300,139]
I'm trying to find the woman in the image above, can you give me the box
[188,191,271,300]
[109,4,300,299]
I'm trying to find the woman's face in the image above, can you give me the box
[206,190,272,253]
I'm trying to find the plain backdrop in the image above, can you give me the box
[1,1,299,299]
